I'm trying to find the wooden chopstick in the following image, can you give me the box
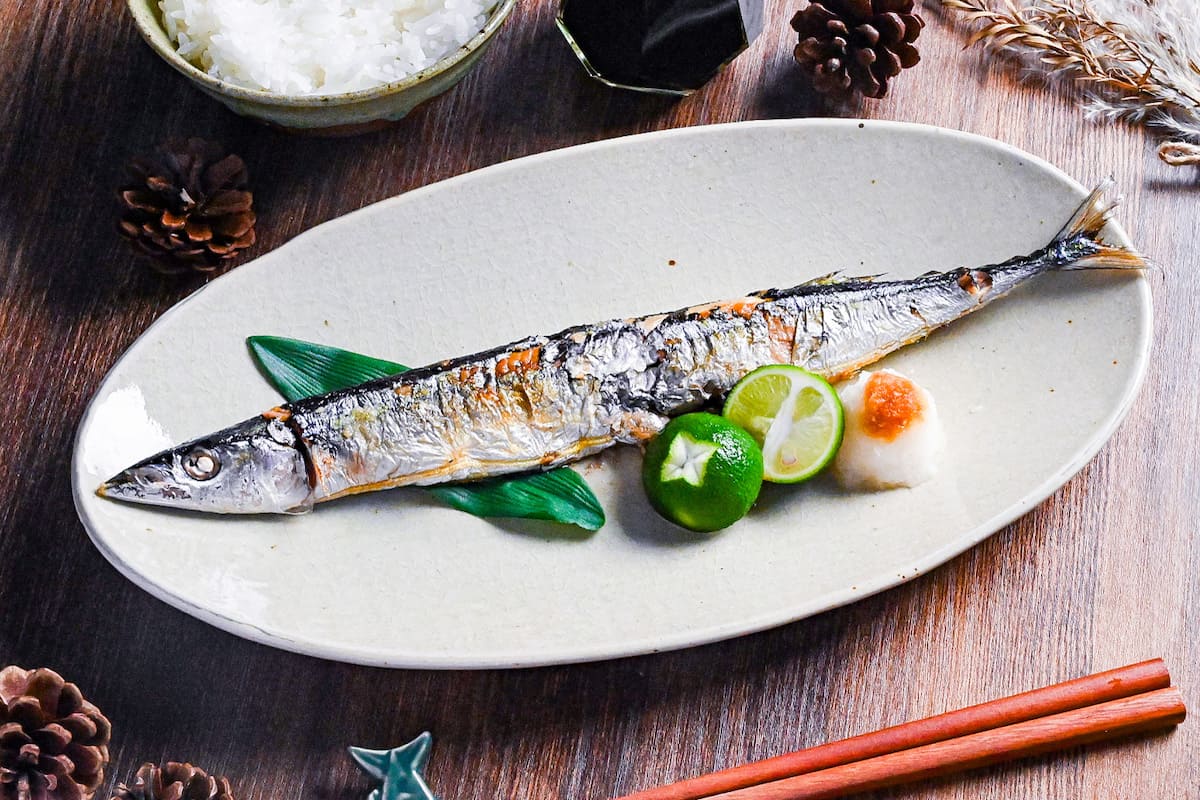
[612,659,1173,800]
[705,688,1186,800]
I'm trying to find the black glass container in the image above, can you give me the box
[557,0,763,96]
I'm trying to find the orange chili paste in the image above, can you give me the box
[862,372,923,441]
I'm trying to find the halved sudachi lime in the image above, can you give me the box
[722,365,844,483]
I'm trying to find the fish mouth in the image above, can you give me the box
[95,474,126,499]
[96,463,192,506]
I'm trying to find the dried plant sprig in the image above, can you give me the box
[941,0,1200,165]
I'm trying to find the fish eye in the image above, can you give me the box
[182,448,221,481]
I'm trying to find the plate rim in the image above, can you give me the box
[72,118,1153,668]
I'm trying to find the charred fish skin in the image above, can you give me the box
[290,333,640,501]
[292,311,780,501]
[98,182,1144,514]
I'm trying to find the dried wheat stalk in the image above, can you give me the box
[940,0,1200,165]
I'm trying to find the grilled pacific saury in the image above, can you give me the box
[98,183,1143,514]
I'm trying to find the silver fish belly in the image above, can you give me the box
[97,183,1142,513]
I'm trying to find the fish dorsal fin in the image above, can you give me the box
[803,270,844,285]
[804,271,886,285]
[753,271,886,300]
[752,271,842,298]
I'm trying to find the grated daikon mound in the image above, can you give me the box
[833,369,944,491]
[159,0,492,95]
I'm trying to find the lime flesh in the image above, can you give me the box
[723,365,844,483]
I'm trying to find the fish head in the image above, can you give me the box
[97,414,313,514]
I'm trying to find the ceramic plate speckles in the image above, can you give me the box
[72,121,1150,668]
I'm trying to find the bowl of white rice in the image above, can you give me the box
[127,0,516,134]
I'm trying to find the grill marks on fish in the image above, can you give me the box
[291,330,616,498]
[957,268,994,297]
[495,346,541,376]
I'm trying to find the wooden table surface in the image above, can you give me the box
[2,1,1198,798]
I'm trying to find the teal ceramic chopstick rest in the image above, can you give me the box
[349,732,438,800]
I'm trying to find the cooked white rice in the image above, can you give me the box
[159,0,492,95]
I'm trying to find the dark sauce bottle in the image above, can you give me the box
[558,0,763,95]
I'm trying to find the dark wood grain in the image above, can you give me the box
[1,2,1197,800]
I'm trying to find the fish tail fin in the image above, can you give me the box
[1050,177,1146,270]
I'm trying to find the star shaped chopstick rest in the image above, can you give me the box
[349,732,438,800]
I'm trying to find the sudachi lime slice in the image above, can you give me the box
[723,365,844,483]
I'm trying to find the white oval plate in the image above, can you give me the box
[73,121,1150,668]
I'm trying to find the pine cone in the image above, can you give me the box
[111,763,233,800]
[791,0,924,99]
[118,138,256,275]
[0,667,111,800]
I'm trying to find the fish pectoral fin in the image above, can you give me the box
[614,409,670,444]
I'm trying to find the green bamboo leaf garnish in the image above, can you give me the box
[248,335,400,401]
[431,467,605,528]
[247,336,606,531]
